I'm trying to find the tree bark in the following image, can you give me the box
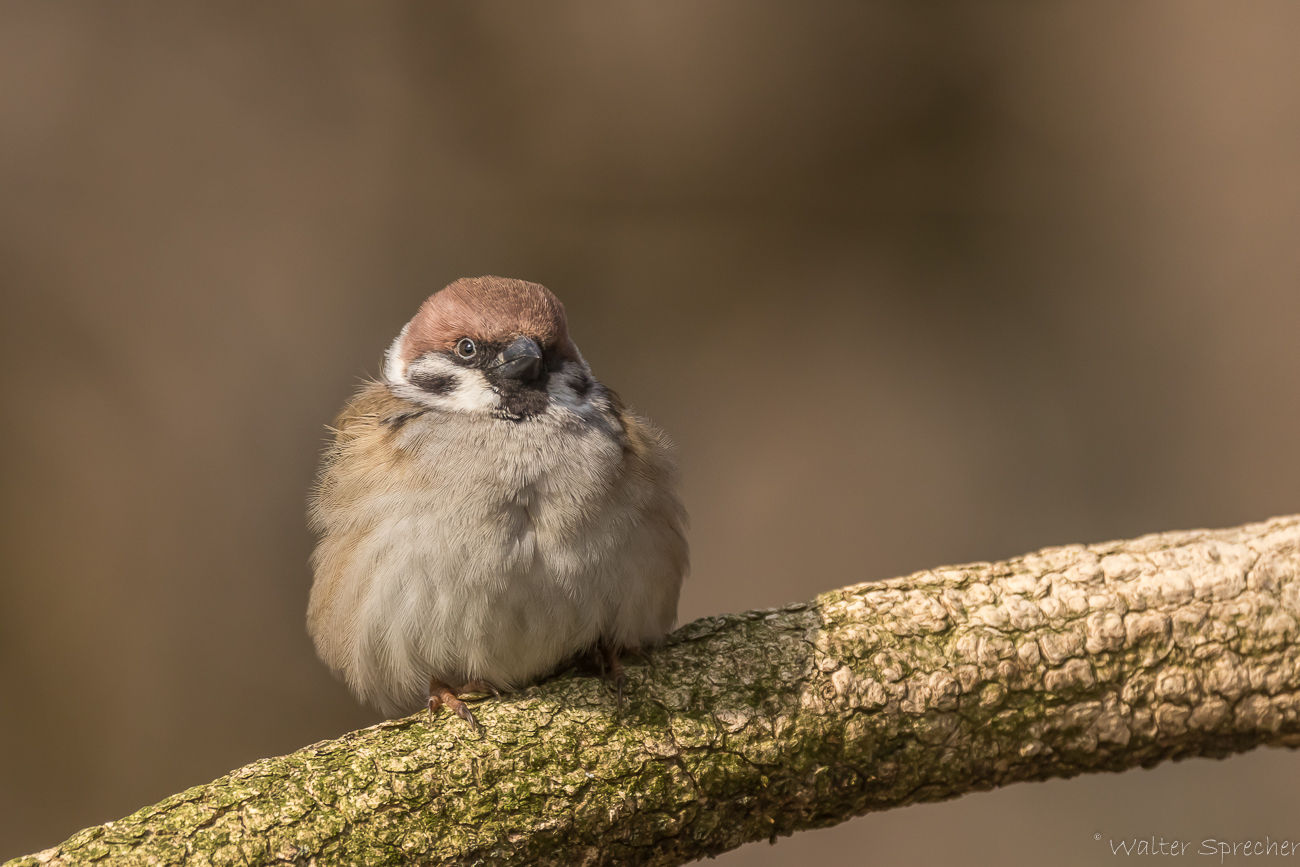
[10,515,1300,867]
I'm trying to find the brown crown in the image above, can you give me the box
[399,276,578,363]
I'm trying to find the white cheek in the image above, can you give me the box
[389,354,499,412]
[440,370,499,412]
[382,326,410,385]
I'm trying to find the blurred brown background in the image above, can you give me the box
[2,1,1298,863]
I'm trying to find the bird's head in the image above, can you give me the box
[384,276,599,421]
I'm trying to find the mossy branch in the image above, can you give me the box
[10,515,1300,867]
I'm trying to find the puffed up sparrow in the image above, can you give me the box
[307,276,688,725]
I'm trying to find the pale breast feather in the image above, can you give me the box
[308,379,688,712]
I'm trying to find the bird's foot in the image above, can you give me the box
[458,679,501,698]
[427,678,480,730]
[596,639,626,709]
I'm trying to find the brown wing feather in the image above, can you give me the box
[307,382,425,658]
[611,397,690,604]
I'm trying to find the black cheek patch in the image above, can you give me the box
[409,371,455,395]
[570,371,593,400]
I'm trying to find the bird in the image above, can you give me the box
[307,276,688,726]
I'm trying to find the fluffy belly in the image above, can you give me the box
[345,502,605,714]
[310,407,684,717]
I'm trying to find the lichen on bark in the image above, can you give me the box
[9,515,1300,867]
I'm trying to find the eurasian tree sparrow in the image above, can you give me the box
[307,276,688,725]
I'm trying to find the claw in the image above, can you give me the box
[428,678,481,730]
[459,679,501,698]
[597,640,627,710]
[452,701,480,730]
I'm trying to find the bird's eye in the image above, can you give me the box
[455,338,477,359]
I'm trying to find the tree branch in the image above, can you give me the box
[10,515,1300,867]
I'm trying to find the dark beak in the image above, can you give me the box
[493,336,544,381]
